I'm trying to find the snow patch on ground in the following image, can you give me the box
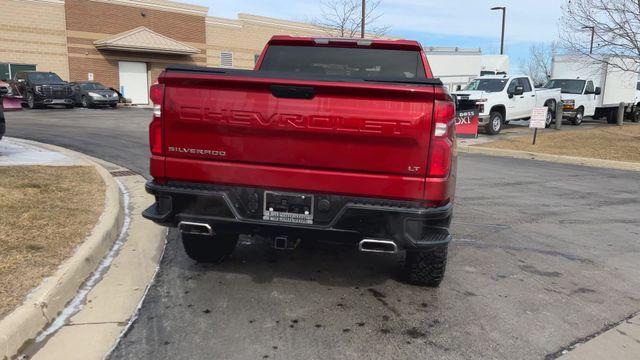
[0,138,82,166]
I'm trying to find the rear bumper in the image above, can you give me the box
[143,181,453,250]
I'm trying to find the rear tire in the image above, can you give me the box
[404,245,448,287]
[182,232,238,263]
[571,107,584,126]
[485,111,503,135]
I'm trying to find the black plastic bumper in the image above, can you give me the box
[89,99,118,106]
[143,181,453,250]
[33,94,74,105]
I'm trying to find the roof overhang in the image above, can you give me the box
[94,26,200,55]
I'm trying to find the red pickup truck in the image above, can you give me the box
[143,36,457,286]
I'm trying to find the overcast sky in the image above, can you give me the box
[190,0,563,66]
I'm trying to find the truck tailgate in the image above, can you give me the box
[160,71,436,198]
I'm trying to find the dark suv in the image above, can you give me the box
[13,71,74,109]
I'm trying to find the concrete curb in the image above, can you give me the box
[0,138,124,359]
[459,144,640,172]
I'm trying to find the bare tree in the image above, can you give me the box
[520,42,556,86]
[314,0,390,38]
[560,0,640,73]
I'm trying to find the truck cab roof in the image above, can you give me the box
[267,35,424,51]
[475,74,528,80]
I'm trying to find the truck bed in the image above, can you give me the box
[534,87,562,107]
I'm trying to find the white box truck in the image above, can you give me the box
[425,47,509,91]
[548,55,639,124]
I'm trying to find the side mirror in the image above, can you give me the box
[456,85,462,91]
[594,87,601,95]
[514,85,524,96]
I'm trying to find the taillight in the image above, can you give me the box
[427,100,456,178]
[149,83,165,156]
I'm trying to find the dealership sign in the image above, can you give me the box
[529,107,548,129]
[455,109,479,138]
[529,107,548,145]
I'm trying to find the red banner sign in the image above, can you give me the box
[455,109,479,138]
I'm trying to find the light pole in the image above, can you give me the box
[361,0,366,38]
[583,26,595,54]
[491,6,506,55]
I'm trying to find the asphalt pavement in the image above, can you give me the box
[6,108,640,359]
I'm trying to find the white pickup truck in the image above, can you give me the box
[453,75,562,135]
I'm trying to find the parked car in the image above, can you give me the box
[550,55,638,124]
[70,81,119,108]
[143,36,458,286]
[0,84,6,140]
[543,79,600,125]
[13,71,74,109]
[453,74,562,135]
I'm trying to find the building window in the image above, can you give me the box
[0,63,36,80]
[220,52,233,67]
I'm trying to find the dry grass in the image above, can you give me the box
[0,166,104,318]
[477,124,640,163]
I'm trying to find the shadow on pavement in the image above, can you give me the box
[170,229,409,288]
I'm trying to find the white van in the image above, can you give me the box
[543,78,599,125]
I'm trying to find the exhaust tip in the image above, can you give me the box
[358,239,398,254]
[178,221,213,236]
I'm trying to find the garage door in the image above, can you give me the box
[118,61,148,105]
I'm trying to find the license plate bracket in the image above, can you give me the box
[263,191,314,224]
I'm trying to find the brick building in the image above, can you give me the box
[0,0,69,80]
[0,0,326,104]
[206,14,324,69]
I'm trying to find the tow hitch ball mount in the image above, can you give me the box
[272,235,300,250]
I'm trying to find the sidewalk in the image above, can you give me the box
[559,314,640,359]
